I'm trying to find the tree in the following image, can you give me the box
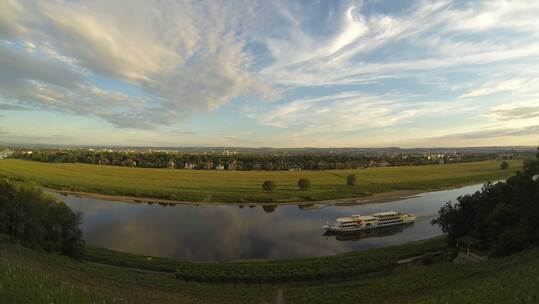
[432,150,539,256]
[262,180,276,192]
[500,161,509,170]
[0,179,85,259]
[347,174,357,186]
[298,178,311,190]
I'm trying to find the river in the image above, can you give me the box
[54,183,484,261]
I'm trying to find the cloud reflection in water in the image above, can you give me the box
[56,183,483,261]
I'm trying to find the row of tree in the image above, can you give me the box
[433,152,539,256]
[0,180,85,259]
[262,175,357,192]
[11,149,500,171]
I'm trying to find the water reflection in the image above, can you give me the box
[53,183,484,261]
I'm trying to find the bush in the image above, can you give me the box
[298,178,311,191]
[500,161,509,170]
[262,180,275,192]
[433,150,539,256]
[0,179,85,259]
[422,253,435,265]
[347,174,357,186]
[446,249,458,261]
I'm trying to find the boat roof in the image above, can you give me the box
[373,211,398,216]
[336,217,357,222]
[335,211,402,222]
[359,215,376,220]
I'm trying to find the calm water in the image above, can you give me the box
[54,184,484,261]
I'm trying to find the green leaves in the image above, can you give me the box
[262,180,276,192]
[346,174,357,186]
[297,178,311,190]
[0,179,85,259]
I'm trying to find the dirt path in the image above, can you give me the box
[275,289,284,304]
[47,187,426,207]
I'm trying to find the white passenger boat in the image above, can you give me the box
[322,211,416,232]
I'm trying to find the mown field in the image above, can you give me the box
[0,159,522,203]
[2,235,538,304]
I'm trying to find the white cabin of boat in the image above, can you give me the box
[323,211,416,232]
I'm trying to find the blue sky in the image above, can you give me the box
[0,0,538,147]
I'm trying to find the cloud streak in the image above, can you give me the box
[0,0,272,128]
[0,0,538,146]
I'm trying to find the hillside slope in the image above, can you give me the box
[2,235,538,303]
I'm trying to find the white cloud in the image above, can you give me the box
[487,103,539,122]
[1,0,538,146]
[0,0,273,128]
[327,6,368,55]
[259,0,539,88]
[258,91,474,138]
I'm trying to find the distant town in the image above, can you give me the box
[2,145,535,171]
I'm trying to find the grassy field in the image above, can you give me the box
[0,159,522,203]
[86,237,447,284]
[285,248,539,304]
[0,236,273,304]
[2,235,538,303]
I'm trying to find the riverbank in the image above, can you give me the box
[50,187,426,206]
[48,178,504,207]
[0,159,522,204]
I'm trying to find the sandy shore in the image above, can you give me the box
[47,187,431,207]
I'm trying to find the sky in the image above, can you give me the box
[0,0,538,148]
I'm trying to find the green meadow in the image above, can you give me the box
[2,235,538,304]
[0,159,522,203]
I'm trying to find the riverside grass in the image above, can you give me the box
[0,159,522,203]
[2,235,539,304]
[285,248,539,304]
[0,236,273,304]
[86,237,447,283]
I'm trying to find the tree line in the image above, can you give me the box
[433,151,539,256]
[262,174,356,192]
[11,149,501,171]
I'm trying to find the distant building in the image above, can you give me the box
[228,160,237,171]
[122,159,137,167]
[184,162,195,170]
[289,165,302,171]
[204,160,214,170]
[0,149,14,160]
[167,159,176,169]
[215,164,225,170]
[379,161,390,167]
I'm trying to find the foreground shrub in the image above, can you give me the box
[0,179,85,259]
